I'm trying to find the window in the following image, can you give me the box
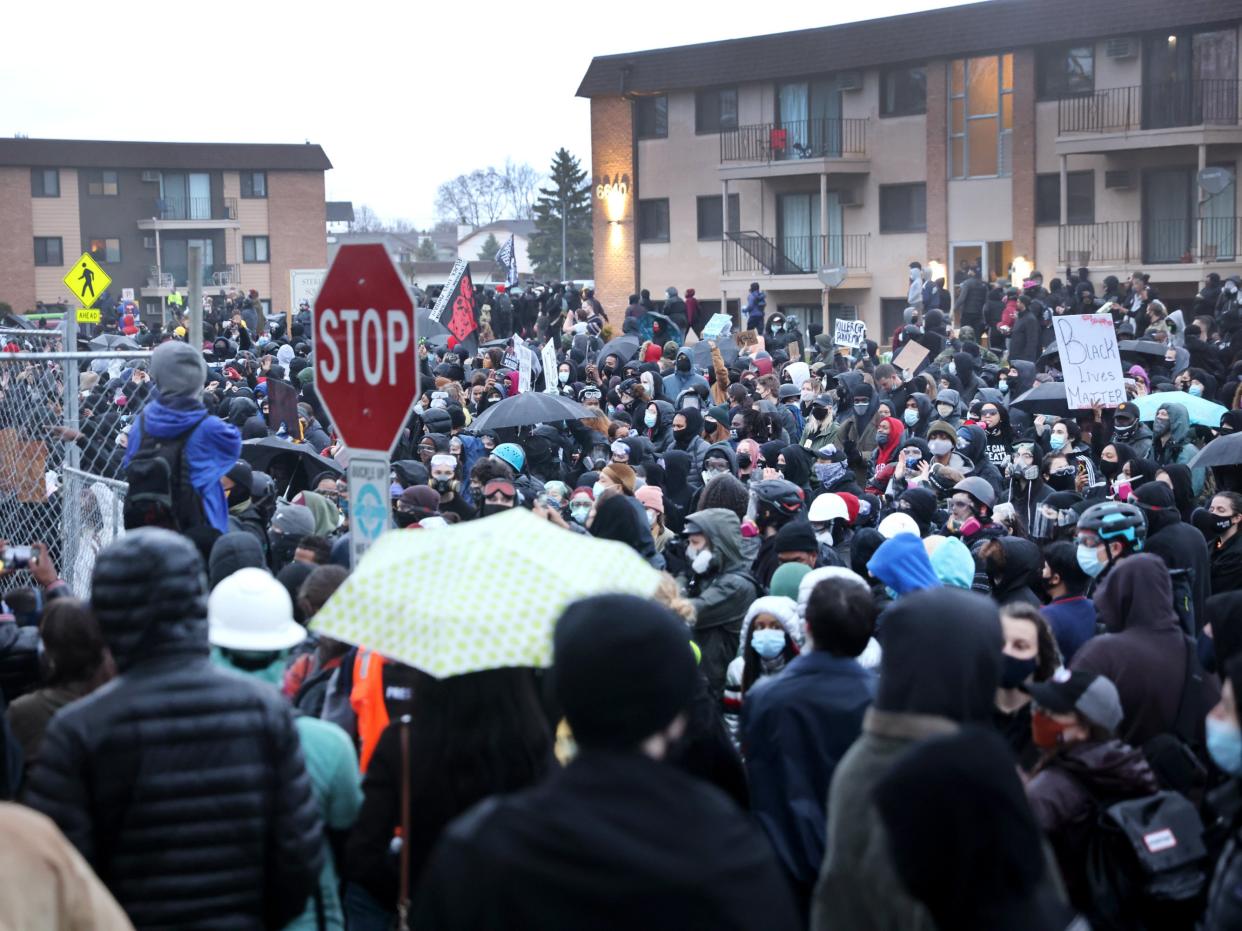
[86,170,119,196]
[949,54,1013,179]
[88,237,122,263]
[881,65,927,116]
[1036,45,1094,100]
[879,183,927,232]
[243,235,270,263]
[696,194,740,240]
[1036,171,1095,225]
[636,95,668,139]
[638,199,670,243]
[33,237,62,266]
[241,171,267,198]
[696,87,738,133]
[31,168,59,197]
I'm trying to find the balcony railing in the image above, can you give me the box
[720,118,868,163]
[1058,79,1241,134]
[151,196,239,221]
[1058,217,1239,266]
[210,264,240,287]
[146,264,238,289]
[145,267,174,289]
[723,231,868,276]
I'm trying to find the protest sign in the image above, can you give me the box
[701,314,732,341]
[1054,314,1126,409]
[892,340,931,374]
[542,339,558,393]
[834,319,867,349]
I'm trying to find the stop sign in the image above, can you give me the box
[313,244,417,454]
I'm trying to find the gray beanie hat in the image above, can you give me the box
[270,503,315,541]
[151,340,207,400]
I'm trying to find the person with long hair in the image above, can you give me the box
[344,668,553,926]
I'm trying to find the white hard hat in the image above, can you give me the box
[878,512,921,539]
[808,492,849,524]
[208,567,304,652]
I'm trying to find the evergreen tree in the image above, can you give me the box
[528,148,592,280]
[416,237,438,261]
[477,232,502,262]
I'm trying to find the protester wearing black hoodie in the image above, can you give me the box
[1007,300,1042,364]
[1134,482,1210,632]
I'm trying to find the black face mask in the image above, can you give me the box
[394,510,419,528]
[1046,469,1077,492]
[673,425,694,443]
[227,484,250,508]
[676,357,691,373]
[1113,420,1136,439]
[1000,654,1038,689]
[482,502,513,517]
[1099,459,1122,479]
[431,477,454,493]
[270,535,298,570]
[1192,507,1232,540]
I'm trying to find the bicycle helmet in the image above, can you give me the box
[492,442,526,473]
[753,479,805,518]
[808,492,849,525]
[953,476,997,511]
[1077,501,1146,551]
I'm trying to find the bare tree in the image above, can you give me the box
[435,175,482,228]
[501,160,540,220]
[434,162,542,227]
[352,204,384,233]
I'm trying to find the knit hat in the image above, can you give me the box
[1025,669,1123,734]
[602,462,637,495]
[270,503,315,541]
[225,459,254,489]
[150,339,207,400]
[552,594,696,748]
[770,562,812,600]
[772,519,818,554]
[635,484,664,515]
[835,492,861,525]
[398,485,441,518]
[927,419,958,439]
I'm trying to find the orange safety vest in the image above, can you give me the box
[351,650,389,773]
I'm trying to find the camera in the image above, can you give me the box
[2,545,33,571]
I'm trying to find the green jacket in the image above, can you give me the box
[800,416,842,453]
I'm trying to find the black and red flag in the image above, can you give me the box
[442,263,478,354]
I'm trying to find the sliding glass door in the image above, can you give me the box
[1143,167,1193,263]
[777,192,844,272]
[775,78,843,158]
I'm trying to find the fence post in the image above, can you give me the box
[62,312,81,590]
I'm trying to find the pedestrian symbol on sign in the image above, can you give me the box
[62,253,111,310]
[77,262,96,299]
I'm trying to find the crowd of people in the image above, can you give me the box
[3,262,1242,929]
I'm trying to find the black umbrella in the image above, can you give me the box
[467,392,597,432]
[595,335,640,366]
[1190,433,1242,469]
[240,437,343,498]
[416,307,451,340]
[1009,381,1072,418]
[1118,340,1169,360]
[90,334,141,351]
[687,338,740,369]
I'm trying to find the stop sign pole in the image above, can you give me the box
[313,244,419,566]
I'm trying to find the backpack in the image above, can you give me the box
[1167,568,1196,637]
[122,410,210,532]
[1083,790,1208,931]
[1142,635,1210,797]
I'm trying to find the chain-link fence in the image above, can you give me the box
[0,328,152,597]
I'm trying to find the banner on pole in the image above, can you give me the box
[429,259,469,323]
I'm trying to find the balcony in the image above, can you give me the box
[1055,80,1242,154]
[722,231,870,290]
[137,197,240,230]
[1058,217,1240,269]
[141,264,240,294]
[719,118,870,180]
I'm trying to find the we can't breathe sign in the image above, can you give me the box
[1055,314,1126,409]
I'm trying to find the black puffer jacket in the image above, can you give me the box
[0,620,38,701]
[23,528,324,929]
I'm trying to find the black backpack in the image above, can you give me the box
[122,410,210,532]
[1083,790,1208,931]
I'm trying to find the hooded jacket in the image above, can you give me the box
[722,596,801,743]
[985,537,1043,607]
[662,349,709,398]
[23,528,324,929]
[1072,554,1219,746]
[951,352,985,406]
[1153,402,1203,493]
[1136,484,1210,630]
[644,400,676,454]
[812,588,1003,931]
[866,534,940,596]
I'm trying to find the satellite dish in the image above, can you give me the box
[1199,167,1234,196]
[818,266,847,288]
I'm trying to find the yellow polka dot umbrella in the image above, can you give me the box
[309,507,664,678]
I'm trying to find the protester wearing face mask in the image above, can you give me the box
[479,477,518,517]
[636,485,675,558]
[428,453,473,522]
[1110,402,1153,459]
[1024,670,1158,920]
[681,508,760,699]
[394,485,442,529]
[1038,541,1096,663]
[1204,657,1242,929]
[812,445,862,498]
[1206,492,1242,595]
[568,488,594,527]
[992,604,1062,772]
[721,596,801,746]
[801,393,841,453]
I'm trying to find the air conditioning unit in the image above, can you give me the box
[1105,169,1135,190]
[839,71,864,92]
[140,170,160,182]
[838,190,862,207]
[143,236,156,249]
[1105,37,1138,60]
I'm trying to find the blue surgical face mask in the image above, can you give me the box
[1207,715,1242,775]
[751,627,787,660]
[1189,384,1204,397]
[644,412,657,428]
[1049,433,1067,451]
[998,379,1009,393]
[1077,543,1105,578]
[593,482,607,499]
[903,409,919,426]
[558,371,570,384]
[570,505,591,525]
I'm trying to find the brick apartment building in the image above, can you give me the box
[577,0,1242,337]
[0,138,331,319]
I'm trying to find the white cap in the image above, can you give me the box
[878,512,921,539]
[808,492,848,524]
[208,567,304,652]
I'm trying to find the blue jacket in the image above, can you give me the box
[740,651,876,888]
[125,398,242,534]
[1041,596,1097,663]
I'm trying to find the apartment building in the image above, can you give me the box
[577,0,1242,337]
[0,138,331,318]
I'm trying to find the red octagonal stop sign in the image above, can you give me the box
[313,244,417,454]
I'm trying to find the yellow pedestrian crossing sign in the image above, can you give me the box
[63,253,111,309]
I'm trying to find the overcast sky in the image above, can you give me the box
[3,0,972,228]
